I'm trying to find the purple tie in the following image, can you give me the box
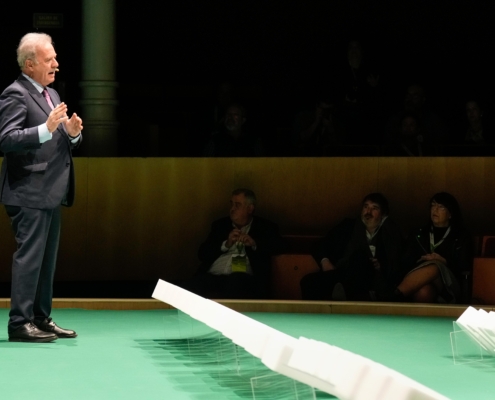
[42,89,54,110]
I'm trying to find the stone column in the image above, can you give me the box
[80,0,118,156]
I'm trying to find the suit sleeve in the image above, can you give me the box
[401,227,428,275]
[439,228,474,278]
[0,87,41,153]
[244,218,286,297]
[380,218,406,284]
[312,218,355,268]
[246,219,287,259]
[197,220,229,272]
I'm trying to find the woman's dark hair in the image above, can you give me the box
[430,192,462,226]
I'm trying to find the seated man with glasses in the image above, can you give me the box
[180,188,286,299]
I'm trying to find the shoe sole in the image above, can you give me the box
[56,334,78,339]
[8,336,57,343]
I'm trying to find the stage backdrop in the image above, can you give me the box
[0,157,494,283]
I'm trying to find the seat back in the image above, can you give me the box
[271,254,319,300]
[481,236,495,257]
[472,257,495,304]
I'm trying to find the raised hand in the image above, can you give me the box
[64,112,83,137]
[46,102,68,133]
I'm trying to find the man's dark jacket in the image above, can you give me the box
[197,215,287,294]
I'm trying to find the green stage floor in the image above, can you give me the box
[0,309,493,399]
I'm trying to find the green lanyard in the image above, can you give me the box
[236,241,245,254]
[429,226,450,252]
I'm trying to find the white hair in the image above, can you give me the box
[17,32,53,70]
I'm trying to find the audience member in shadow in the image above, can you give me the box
[179,189,286,299]
[213,81,235,130]
[292,94,345,156]
[191,81,237,155]
[384,84,449,154]
[300,193,404,301]
[389,192,473,304]
[463,99,494,145]
[383,114,426,156]
[338,40,385,145]
[203,103,266,156]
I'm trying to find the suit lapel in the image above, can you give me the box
[17,75,52,117]
[29,89,52,117]
[17,75,70,140]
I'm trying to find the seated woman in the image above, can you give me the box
[393,192,473,303]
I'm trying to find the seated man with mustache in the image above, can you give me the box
[301,193,404,301]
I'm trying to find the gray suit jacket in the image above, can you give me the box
[0,75,80,209]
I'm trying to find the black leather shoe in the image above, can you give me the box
[35,318,77,338]
[9,322,58,343]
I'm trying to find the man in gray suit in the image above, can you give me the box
[0,33,83,342]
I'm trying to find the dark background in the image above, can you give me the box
[0,0,494,297]
[1,0,494,155]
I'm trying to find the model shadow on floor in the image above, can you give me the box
[135,335,330,399]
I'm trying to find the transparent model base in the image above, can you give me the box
[170,309,317,399]
[450,321,494,365]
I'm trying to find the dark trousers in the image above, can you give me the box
[300,251,378,301]
[300,270,340,300]
[5,205,61,332]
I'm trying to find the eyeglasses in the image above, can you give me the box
[430,203,447,211]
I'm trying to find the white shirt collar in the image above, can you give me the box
[22,73,44,94]
[365,215,388,241]
[232,217,253,233]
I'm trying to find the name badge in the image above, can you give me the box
[232,254,247,272]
